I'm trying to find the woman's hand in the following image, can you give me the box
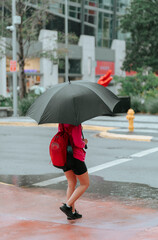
[83,138,88,145]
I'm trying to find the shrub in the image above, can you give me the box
[113,75,142,97]
[113,69,158,114]
[146,98,158,114]
[131,97,143,113]
[145,88,158,99]
[113,69,158,98]
[18,93,39,116]
[131,96,148,113]
[0,95,13,107]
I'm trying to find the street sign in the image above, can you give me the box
[10,60,17,72]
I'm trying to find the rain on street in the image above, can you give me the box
[0,124,158,210]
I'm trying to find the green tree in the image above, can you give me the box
[0,0,79,99]
[0,0,46,98]
[120,0,158,72]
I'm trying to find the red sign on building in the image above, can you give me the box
[95,61,115,76]
[10,60,17,72]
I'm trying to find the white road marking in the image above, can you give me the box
[33,175,66,186]
[33,158,132,186]
[33,147,158,187]
[131,147,158,158]
[88,158,132,174]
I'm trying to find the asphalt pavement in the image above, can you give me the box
[1,113,158,240]
[0,113,158,141]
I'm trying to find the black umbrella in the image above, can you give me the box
[27,81,120,126]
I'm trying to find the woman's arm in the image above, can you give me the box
[71,125,86,148]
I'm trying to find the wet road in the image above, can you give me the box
[0,125,158,208]
[1,124,158,239]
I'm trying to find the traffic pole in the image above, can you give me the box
[65,0,68,82]
[12,0,18,117]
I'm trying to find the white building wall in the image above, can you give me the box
[79,35,95,82]
[38,30,58,88]
[111,39,126,77]
[0,38,7,97]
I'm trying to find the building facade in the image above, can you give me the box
[0,0,131,97]
[25,0,130,48]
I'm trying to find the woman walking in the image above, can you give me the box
[58,123,89,220]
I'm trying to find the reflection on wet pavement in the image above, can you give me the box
[87,175,158,209]
[1,174,158,209]
[0,173,60,187]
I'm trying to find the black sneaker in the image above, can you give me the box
[60,203,75,219]
[67,210,82,220]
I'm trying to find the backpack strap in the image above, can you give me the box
[67,125,73,134]
[59,124,73,140]
[60,124,73,134]
[60,123,64,132]
[62,124,73,147]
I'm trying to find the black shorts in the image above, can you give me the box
[63,151,87,175]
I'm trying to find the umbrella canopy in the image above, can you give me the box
[27,81,120,126]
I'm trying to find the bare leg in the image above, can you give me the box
[64,170,77,212]
[67,171,89,207]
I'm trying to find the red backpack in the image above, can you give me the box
[49,124,73,169]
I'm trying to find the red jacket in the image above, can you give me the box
[58,123,86,161]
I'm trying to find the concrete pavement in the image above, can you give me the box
[1,183,158,240]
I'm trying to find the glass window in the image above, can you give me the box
[69,6,77,18]
[99,0,113,10]
[97,11,112,47]
[59,59,65,74]
[69,59,81,74]
[98,12,103,29]
[85,0,98,4]
[70,0,81,2]
[103,17,109,38]
[69,5,80,19]
[59,59,81,74]
[84,1,97,24]
[102,39,109,47]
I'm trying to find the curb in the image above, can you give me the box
[0,121,58,127]
[98,131,152,142]
[0,121,152,142]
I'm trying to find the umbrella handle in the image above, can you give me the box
[82,130,88,149]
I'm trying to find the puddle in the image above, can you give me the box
[0,173,61,187]
[1,174,158,209]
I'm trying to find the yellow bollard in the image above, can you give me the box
[126,108,135,132]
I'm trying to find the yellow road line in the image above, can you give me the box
[0,122,114,131]
[0,182,14,186]
[0,122,57,127]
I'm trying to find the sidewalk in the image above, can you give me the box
[0,114,158,141]
[1,183,158,240]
